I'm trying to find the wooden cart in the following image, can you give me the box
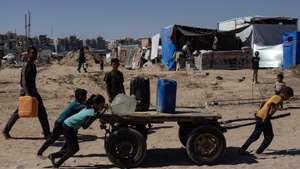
[100,108,227,168]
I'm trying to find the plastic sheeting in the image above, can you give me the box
[251,24,297,67]
[218,16,297,31]
[283,32,300,68]
[161,26,176,70]
[151,33,160,60]
[253,24,297,46]
[253,44,283,68]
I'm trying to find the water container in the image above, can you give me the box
[130,76,150,111]
[156,79,177,113]
[111,94,137,115]
[18,96,38,117]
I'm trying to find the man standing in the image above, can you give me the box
[252,51,260,84]
[0,49,4,70]
[77,47,87,73]
[2,47,51,139]
[173,51,184,71]
[104,58,125,103]
[100,56,104,71]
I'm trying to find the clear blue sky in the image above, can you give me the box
[0,0,298,40]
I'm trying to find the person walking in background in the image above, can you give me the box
[37,88,87,157]
[48,94,107,168]
[173,51,184,71]
[2,47,51,139]
[100,55,104,71]
[104,58,125,103]
[77,47,87,73]
[239,86,294,155]
[252,51,260,84]
[0,49,4,70]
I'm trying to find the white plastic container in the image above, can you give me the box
[111,94,137,115]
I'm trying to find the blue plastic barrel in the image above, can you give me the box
[156,79,177,113]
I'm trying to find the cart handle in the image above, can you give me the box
[223,113,291,130]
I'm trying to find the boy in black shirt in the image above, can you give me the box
[104,58,125,103]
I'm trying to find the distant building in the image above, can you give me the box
[96,36,106,49]
[137,37,151,48]
[0,32,107,54]
[85,39,97,49]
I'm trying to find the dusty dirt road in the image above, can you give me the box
[0,64,299,169]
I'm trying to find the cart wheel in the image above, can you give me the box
[105,127,147,168]
[178,127,192,147]
[186,126,226,165]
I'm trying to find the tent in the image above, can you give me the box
[117,44,140,69]
[218,16,298,67]
[160,25,238,70]
[283,31,300,68]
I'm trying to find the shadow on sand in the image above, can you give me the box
[44,164,114,169]
[45,147,260,168]
[264,148,300,156]
[10,137,45,140]
[140,146,258,168]
[73,153,107,158]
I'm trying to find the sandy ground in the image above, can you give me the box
[0,64,300,169]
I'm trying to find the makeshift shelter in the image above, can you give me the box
[218,16,298,67]
[117,44,140,69]
[283,31,300,68]
[160,25,238,70]
[195,50,251,70]
[38,49,52,64]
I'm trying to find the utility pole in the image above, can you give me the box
[28,11,31,38]
[25,13,27,39]
[24,11,31,49]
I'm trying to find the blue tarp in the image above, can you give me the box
[161,26,176,70]
[283,32,300,68]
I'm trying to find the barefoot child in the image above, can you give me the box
[239,86,294,154]
[48,94,106,168]
[37,88,87,157]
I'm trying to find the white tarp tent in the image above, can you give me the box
[218,16,298,67]
[253,44,283,67]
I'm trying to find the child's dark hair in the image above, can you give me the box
[280,86,294,97]
[75,88,87,100]
[111,58,120,65]
[27,46,38,53]
[86,94,105,108]
[277,73,284,79]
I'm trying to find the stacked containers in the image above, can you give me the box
[130,76,150,111]
[156,79,177,113]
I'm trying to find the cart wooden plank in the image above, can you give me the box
[100,108,221,124]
